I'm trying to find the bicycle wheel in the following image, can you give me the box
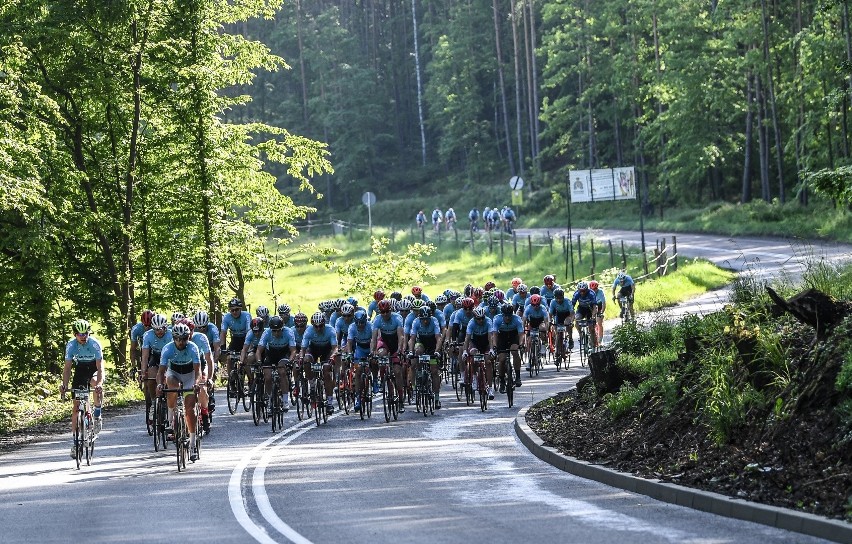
[455,365,463,401]
[146,402,154,436]
[426,379,434,416]
[226,369,239,414]
[365,375,373,418]
[241,369,252,412]
[175,417,185,472]
[252,383,262,426]
[86,419,94,465]
[534,339,542,376]
[579,331,587,367]
[270,383,280,432]
[382,378,390,422]
[479,369,487,412]
[314,382,322,427]
[75,409,84,469]
[505,361,515,408]
[152,398,161,452]
[261,384,269,424]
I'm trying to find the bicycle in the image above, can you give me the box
[554,325,571,371]
[459,353,475,406]
[471,353,488,412]
[249,361,265,426]
[269,362,288,433]
[294,360,312,421]
[576,319,593,367]
[224,350,247,415]
[497,349,515,408]
[311,359,328,426]
[356,358,373,420]
[336,353,354,415]
[162,386,201,472]
[618,295,633,324]
[415,354,434,416]
[144,374,158,436]
[528,329,543,377]
[152,389,168,452]
[71,387,96,468]
[376,355,398,422]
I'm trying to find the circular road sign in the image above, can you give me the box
[509,176,524,190]
[362,191,377,206]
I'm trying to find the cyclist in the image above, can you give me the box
[493,303,523,393]
[451,297,476,385]
[589,280,606,347]
[468,207,479,231]
[256,305,271,328]
[277,303,295,328]
[185,318,213,432]
[334,303,356,391]
[171,311,185,326]
[462,306,495,400]
[512,284,529,314]
[572,281,599,351]
[522,294,550,376]
[157,322,203,462]
[503,206,516,232]
[221,298,250,380]
[347,310,376,411]
[612,272,636,322]
[367,289,385,319]
[130,309,154,381]
[256,315,297,412]
[507,278,522,299]
[482,207,491,231]
[445,207,457,230]
[299,312,339,414]
[549,288,576,363]
[140,314,171,430]
[540,275,560,306]
[411,285,430,302]
[431,207,443,231]
[193,310,221,371]
[371,299,406,412]
[409,307,444,409]
[60,319,105,458]
[415,210,426,228]
[241,317,265,367]
[488,207,501,231]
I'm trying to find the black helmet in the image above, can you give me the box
[554,288,565,299]
[268,315,284,330]
[501,303,514,316]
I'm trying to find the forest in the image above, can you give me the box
[1,0,851,385]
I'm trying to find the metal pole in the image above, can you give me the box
[566,175,574,281]
[367,201,372,236]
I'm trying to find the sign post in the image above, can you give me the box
[509,175,524,207]
[361,191,377,236]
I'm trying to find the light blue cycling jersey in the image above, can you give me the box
[195,324,220,348]
[335,317,354,343]
[258,328,296,350]
[410,316,441,338]
[244,329,263,351]
[523,304,548,321]
[549,298,574,319]
[160,340,201,374]
[466,316,494,336]
[278,315,295,328]
[347,322,374,348]
[65,336,104,364]
[433,310,446,329]
[492,314,524,333]
[191,331,211,354]
[613,275,635,289]
[221,311,251,338]
[291,326,306,346]
[485,306,500,320]
[372,312,404,336]
[403,312,417,335]
[594,288,607,305]
[329,311,340,328]
[539,284,561,304]
[451,309,475,332]
[301,324,338,349]
[572,290,598,308]
[413,293,431,303]
[130,322,147,347]
[511,293,529,309]
[367,300,379,319]
[142,329,171,361]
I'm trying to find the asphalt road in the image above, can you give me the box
[2,231,849,544]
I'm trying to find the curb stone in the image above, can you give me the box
[515,405,852,544]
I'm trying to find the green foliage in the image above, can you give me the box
[334,237,437,296]
[805,166,852,205]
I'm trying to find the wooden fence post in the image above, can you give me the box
[590,239,596,277]
[660,238,667,275]
[454,227,459,246]
[653,248,660,277]
[500,232,504,261]
[470,232,475,252]
[621,240,627,269]
[547,231,553,254]
[528,235,532,260]
[577,235,582,262]
[672,236,678,271]
[420,226,425,244]
[513,231,517,256]
[643,248,649,276]
[349,222,353,240]
[608,240,614,268]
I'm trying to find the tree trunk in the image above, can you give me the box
[511,2,524,176]
[760,0,785,203]
[296,0,309,125]
[742,71,754,204]
[756,73,771,202]
[411,0,427,166]
[527,0,541,160]
[493,0,515,175]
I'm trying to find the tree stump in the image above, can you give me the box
[588,349,624,395]
[766,287,849,338]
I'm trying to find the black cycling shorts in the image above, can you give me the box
[576,306,593,320]
[496,330,520,352]
[618,286,634,299]
[72,361,98,390]
[228,336,247,353]
[307,344,332,364]
[380,332,399,354]
[416,335,437,354]
[470,333,489,353]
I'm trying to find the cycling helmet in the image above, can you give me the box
[461,297,475,310]
[463,284,474,297]
[171,311,185,324]
[390,291,402,301]
[141,310,155,327]
[616,272,626,283]
[529,286,541,295]
[178,317,195,333]
[192,310,209,328]
[340,303,355,317]
[427,301,437,312]
[294,312,308,327]
[472,287,484,300]
[251,317,264,332]
[494,289,505,302]
[268,315,284,330]
[347,296,358,306]
[228,298,242,309]
[543,274,555,286]
[589,280,599,290]
[256,305,269,318]
[501,303,514,316]
[484,281,496,291]
[530,294,542,306]
[418,307,431,319]
[453,297,464,309]
[411,299,425,311]
[473,306,486,318]
[172,322,191,339]
[411,285,422,296]
[488,296,500,308]
[518,283,528,293]
[404,294,415,302]
[511,277,522,289]
[277,303,291,316]
[554,288,565,300]
[151,314,168,330]
[311,312,326,327]
[435,294,448,305]
[335,298,346,310]
[397,299,412,311]
[72,319,91,334]
[443,289,453,297]
[377,299,392,313]
[354,310,368,326]
[373,289,385,301]
[577,281,589,291]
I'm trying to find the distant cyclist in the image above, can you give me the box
[445,207,457,230]
[416,210,426,228]
[612,272,636,322]
[431,207,443,232]
[60,319,105,459]
[468,208,479,231]
[572,281,599,350]
[157,322,203,462]
[221,298,250,379]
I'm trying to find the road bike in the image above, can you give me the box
[162,386,201,472]
[471,353,488,412]
[269,362,289,433]
[415,354,435,416]
[336,353,354,415]
[224,350,248,414]
[376,355,398,422]
[576,319,593,367]
[153,389,168,452]
[497,349,515,408]
[311,359,328,426]
[294,360,312,421]
[71,387,97,469]
[249,362,265,426]
[356,358,373,420]
[554,325,571,371]
[528,329,543,377]
[618,295,633,324]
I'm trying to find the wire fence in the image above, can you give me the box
[300,217,681,285]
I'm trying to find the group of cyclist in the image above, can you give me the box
[62,271,637,464]
[468,205,516,233]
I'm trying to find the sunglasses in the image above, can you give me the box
[380,310,390,314]
[230,308,241,312]
[75,332,89,337]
